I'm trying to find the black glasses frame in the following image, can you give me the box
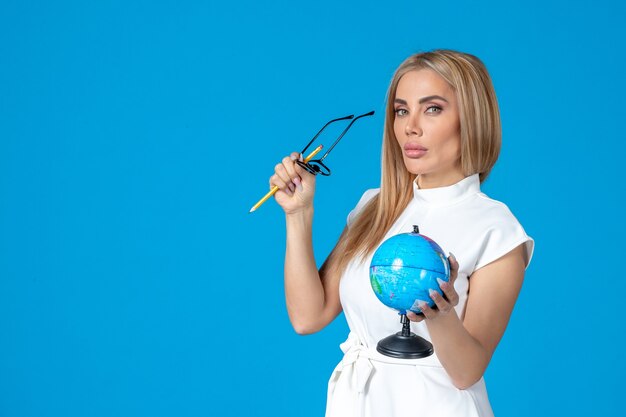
[296,111,375,176]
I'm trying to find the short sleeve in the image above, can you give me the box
[473,203,535,271]
[346,188,379,227]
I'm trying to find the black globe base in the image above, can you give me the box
[376,314,434,359]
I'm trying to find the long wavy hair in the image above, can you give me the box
[324,49,502,277]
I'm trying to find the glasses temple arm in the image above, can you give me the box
[300,114,354,154]
[318,110,375,161]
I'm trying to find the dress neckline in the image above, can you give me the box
[412,173,481,206]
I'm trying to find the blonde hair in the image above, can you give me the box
[324,49,502,277]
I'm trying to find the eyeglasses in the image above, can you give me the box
[296,111,375,176]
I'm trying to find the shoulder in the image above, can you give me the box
[472,192,522,226]
[357,188,380,206]
[465,192,534,270]
[346,188,380,226]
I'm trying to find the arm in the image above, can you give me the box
[407,244,528,389]
[271,153,343,335]
[284,209,344,334]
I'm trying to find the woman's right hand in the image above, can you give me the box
[270,151,316,215]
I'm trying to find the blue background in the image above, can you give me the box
[1,0,624,416]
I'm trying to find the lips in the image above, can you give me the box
[404,143,427,151]
[404,143,427,158]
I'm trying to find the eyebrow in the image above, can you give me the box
[394,95,449,105]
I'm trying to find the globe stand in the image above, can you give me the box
[376,313,433,359]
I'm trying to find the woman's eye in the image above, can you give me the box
[426,105,442,114]
[395,108,408,116]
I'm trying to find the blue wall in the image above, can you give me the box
[1,1,624,416]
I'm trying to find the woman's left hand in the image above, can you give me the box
[407,253,460,322]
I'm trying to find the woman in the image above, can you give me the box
[269,49,534,417]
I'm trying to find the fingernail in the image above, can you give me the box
[288,183,295,193]
[290,154,297,161]
[299,153,304,162]
[449,252,456,260]
[429,289,438,298]
[417,300,428,309]
[293,177,303,192]
[436,278,447,288]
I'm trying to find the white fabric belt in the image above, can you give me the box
[326,332,444,417]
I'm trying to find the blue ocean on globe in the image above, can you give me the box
[370,229,450,314]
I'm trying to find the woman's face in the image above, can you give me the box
[393,69,463,188]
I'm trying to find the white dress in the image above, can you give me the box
[325,174,534,417]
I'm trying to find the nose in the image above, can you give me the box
[404,113,423,137]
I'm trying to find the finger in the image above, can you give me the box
[429,289,452,313]
[282,155,303,192]
[448,252,459,284]
[282,155,299,179]
[417,300,436,320]
[274,163,294,196]
[437,278,459,307]
[275,161,293,185]
[270,173,293,197]
[406,311,425,322]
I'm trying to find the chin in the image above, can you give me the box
[403,158,430,176]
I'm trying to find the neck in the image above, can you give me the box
[416,170,466,189]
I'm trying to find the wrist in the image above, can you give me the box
[285,205,314,221]
[285,206,314,240]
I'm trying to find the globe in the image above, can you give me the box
[370,226,450,315]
